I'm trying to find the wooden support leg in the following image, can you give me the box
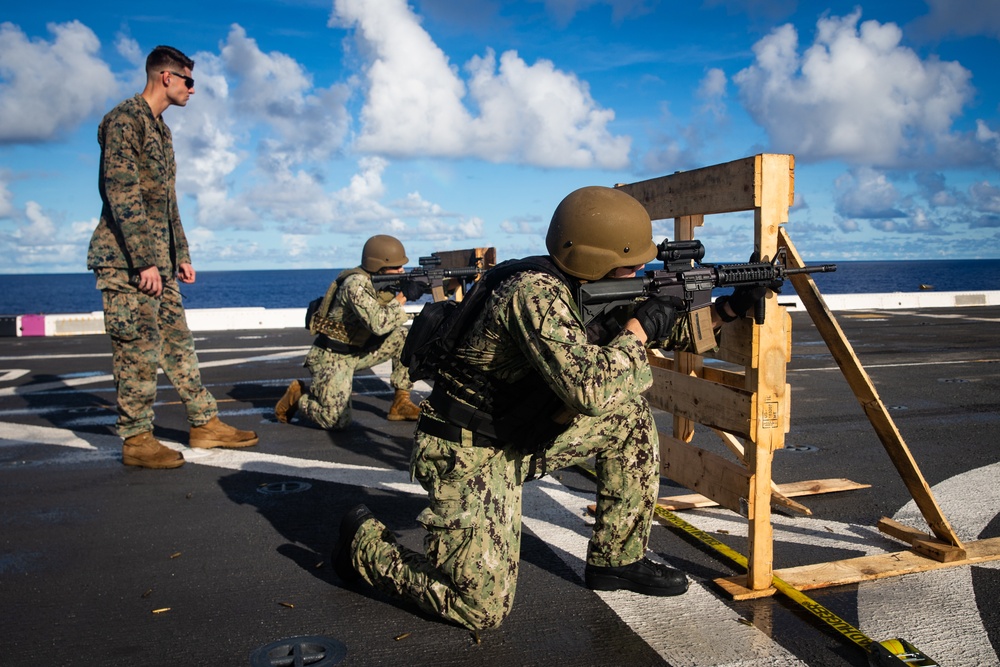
[746,440,775,591]
[779,227,965,555]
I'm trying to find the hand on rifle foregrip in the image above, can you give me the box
[723,278,783,324]
[633,295,685,342]
[401,278,426,301]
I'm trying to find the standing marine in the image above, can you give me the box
[88,45,259,469]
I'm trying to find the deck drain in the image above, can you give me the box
[781,445,818,453]
[257,481,312,496]
[249,635,346,666]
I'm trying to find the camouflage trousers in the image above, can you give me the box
[96,268,217,439]
[298,326,412,430]
[351,394,658,630]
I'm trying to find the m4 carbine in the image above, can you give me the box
[371,253,486,299]
[577,239,836,338]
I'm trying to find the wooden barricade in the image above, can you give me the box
[616,153,1000,598]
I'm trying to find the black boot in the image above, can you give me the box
[332,504,374,584]
[585,557,689,596]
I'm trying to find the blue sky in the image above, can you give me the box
[1,0,999,275]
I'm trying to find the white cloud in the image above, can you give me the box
[698,67,727,100]
[0,174,14,219]
[499,218,542,235]
[72,218,98,239]
[915,171,961,208]
[970,181,1000,214]
[220,25,351,165]
[0,201,93,271]
[168,25,355,232]
[870,207,944,235]
[167,51,250,230]
[975,120,1000,167]
[834,167,904,219]
[0,21,119,143]
[19,201,56,245]
[733,10,976,167]
[114,34,143,67]
[332,0,630,168]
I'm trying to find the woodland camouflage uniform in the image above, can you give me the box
[88,94,216,437]
[297,271,413,430]
[349,269,695,630]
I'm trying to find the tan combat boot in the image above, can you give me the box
[122,432,185,469]
[275,380,303,423]
[387,389,420,421]
[189,416,259,449]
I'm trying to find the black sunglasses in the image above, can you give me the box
[161,70,195,89]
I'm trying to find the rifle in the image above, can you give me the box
[577,239,836,349]
[371,253,486,300]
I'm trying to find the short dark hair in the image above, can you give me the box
[146,45,194,76]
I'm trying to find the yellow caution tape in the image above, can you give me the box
[575,463,938,665]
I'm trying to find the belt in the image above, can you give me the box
[313,334,353,354]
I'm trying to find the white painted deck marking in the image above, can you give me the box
[2,348,996,664]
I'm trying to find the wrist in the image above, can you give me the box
[624,318,648,344]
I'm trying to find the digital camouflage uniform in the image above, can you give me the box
[87,94,217,438]
[298,271,412,430]
[351,269,693,630]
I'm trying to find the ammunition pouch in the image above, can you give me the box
[310,314,352,342]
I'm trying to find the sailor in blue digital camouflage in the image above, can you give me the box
[88,45,258,469]
[331,187,765,630]
[275,235,421,430]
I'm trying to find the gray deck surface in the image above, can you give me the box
[1,306,998,666]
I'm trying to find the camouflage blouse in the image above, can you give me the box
[87,94,190,274]
[323,271,408,347]
[442,270,654,418]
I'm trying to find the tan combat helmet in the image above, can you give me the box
[546,186,657,281]
[361,235,408,272]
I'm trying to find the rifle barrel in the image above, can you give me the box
[785,264,837,275]
[371,266,484,282]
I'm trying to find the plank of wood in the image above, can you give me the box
[913,538,967,563]
[658,478,870,510]
[876,516,926,544]
[646,366,754,438]
[770,492,812,517]
[616,156,761,220]
[768,537,1000,590]
[660,435,751,515]
[714,578,777,600]
[647,353,747,390]
[779,227,964,550]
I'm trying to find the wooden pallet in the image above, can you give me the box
[617,154,1000,596]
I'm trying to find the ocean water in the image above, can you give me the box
[1,260,999,316]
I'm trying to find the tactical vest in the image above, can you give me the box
[310,268,393,353]
[425,256,581,452]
